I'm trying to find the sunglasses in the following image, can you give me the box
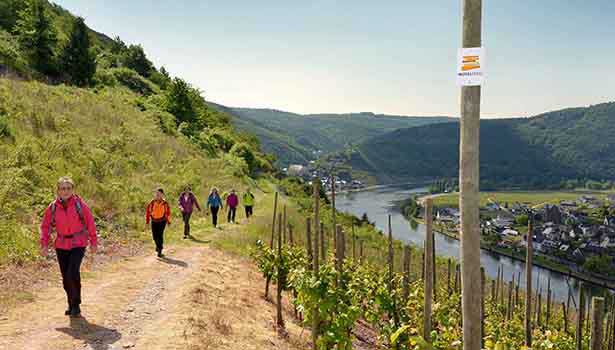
[59,186,73,191]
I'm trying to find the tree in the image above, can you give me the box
[0,0,26,31]
[165,78,197,125]
[515,214,529,226]
[59,17,96,86]
[14,0,57,75]
[583,255,612,276]
[121,44,153,77]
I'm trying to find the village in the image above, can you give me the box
[434,193,615,280]
[283,162,366,192]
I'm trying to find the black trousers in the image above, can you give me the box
[245,206,253,218]
[227,207,237,222]
[211,206,220,227]
[56,247,86,308]
[151,220,167,252]
[182,212,192,237]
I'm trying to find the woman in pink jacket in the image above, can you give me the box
[40,177,97,318]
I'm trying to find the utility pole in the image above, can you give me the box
[459,1,482,350]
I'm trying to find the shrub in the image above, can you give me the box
[108,67,157,95]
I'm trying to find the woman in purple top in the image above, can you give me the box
[226,189,239,224]
[178,186,201,238]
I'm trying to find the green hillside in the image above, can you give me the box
[0,0,272,264]
[347,102,615,188]
[212,104,453,167]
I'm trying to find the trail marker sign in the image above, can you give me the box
[456,47,485,86]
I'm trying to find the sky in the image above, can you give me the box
[54,1,615,118]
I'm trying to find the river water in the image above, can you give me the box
[336,184,608,302]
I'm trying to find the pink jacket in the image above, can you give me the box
[40,195,97,250]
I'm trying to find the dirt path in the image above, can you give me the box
[0,224,310,350]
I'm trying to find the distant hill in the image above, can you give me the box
[210,103,454,167]
[345,102,615,188]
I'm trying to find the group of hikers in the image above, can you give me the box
[39,177,255,318]
[146,185,256,257]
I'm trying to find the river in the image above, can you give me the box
[336,184,609,302]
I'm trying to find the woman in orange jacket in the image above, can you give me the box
[146,188,171,257]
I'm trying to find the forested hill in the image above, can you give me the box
[0,0,272,264]
[211,103,453,167]
[346,102,615,188]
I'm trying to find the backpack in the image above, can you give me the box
[150,200,167,220]
[50,196,88,243]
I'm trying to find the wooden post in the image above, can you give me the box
[403,245,411,304]
[447,259,452,295]
[459,1,483,349]
[480,267,485,348]
[507,278,514,320]
[331,173,337,252]
[283,205,287,244]
[525,218,534,347]
[335,225,345,276]
[499,267,505,306]
[537,290,543,328]
[563,301,569,334]
[270,192,279,248]
[432,227,437,302]
[359,240,364,263]
[320,222,326,261]
[495,265,501,305]
[352,222,356,261]
[577,286,585,350]
[306,218,313,270]
[546,277,552,327]
[311,180,320,349]
[591,297,605,350]
[455,264,461,294]
[289,225,294,246]
[423,198,434,344]
[388,215,394,295]
[265,192,280,299]
[276,213,284,328]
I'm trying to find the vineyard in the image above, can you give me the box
[252,186,615,350]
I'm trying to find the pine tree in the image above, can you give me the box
[60,17,96,86]
[121,44,153,77]
[14,0,57,75]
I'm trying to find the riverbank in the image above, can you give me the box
[425,220,615,291]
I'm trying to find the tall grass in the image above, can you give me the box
[0,79,248,265]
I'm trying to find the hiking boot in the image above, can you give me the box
[157,251,163,258]
[64,307,71,316]
[70,306,81,318]
[183,235,188,239]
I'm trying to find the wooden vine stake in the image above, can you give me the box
[312,180,320,349]
[525,218,534,347]
[480,267,486,348]
[423,198,434,344]
[276,213,284,328]
[265,191,279,300]
[388,215,394,296]
[403,245,411,304]
[590,297,605,350]
[306,217,313,270]
[577,285,585,350]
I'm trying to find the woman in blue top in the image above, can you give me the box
[207,187,224,228]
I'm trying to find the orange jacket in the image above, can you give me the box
[146,199,171,224]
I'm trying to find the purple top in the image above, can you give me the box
[178,192,201,213]
[226,193,239,208]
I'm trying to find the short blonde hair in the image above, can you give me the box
[57,176,75,189]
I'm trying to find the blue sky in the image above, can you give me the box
[54,1,615,118]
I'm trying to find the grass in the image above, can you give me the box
[0,78,250,265]
[431,190,612,209]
